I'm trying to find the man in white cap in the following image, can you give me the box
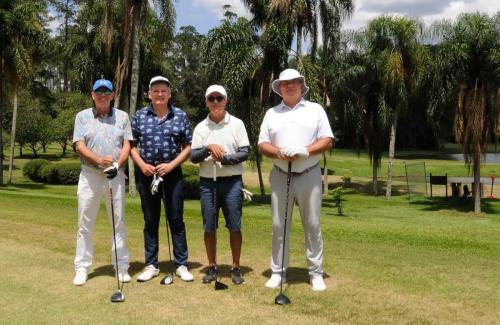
[130,76,194,282]
[191,85,250,285]
[72,78,132,286]
[258,68,334,291]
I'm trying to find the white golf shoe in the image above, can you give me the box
[265,273,286,288]
[310,274,326,291]
[73,270,88,286]
[137,265,159,282]
[118,272,131,283]
[175,265,194,282]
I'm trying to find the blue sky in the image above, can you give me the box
[174,0,500,34]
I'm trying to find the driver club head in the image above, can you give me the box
[275,293,291,305]
[111,290,125,303]
[160,275,173,285]
[214,280,228,290]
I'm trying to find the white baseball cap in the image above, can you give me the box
[205,85,228,98]
[149,76,171,89]
[271,68,309,97]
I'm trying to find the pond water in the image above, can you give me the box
[447,153,500,163]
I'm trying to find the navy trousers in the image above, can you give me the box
[137,166,188,268]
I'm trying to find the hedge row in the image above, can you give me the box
[23,159,201,196]
[23,159,81,185]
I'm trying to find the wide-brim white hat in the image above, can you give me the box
[271,68,309,97]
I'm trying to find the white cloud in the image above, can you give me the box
[343,0,499,30]
[191,0,252,20]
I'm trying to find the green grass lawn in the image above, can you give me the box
[1,148,500,324]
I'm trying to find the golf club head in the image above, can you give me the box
[275,293,291,305]
[160,275,173,285]
[111,290,125,303]
[214,280,228,290]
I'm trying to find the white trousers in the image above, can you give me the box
[269,164,324,276]
[74,166,129,272]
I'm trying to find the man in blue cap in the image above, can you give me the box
[72,79,133,286]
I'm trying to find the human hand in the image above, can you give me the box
[100,155,114,168]
[103,162,119,179]
[155,162,174,177]
[285,147,309,158]
[208,144,225,162]
[141,163,156,176]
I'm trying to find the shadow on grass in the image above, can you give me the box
[13,153,63,161]
[2,164,19,170]
[320,167,335,175]
[0,183,47,190]
[409,196,499,214]
[261,267,330,285]
[327,180,408,197]
[91,261,205,280]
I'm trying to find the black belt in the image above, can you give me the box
[275,163,319,176]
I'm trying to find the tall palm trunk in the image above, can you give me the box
[385,110,398,198]
[127,4,142,196]
[373,159,379,195]
[473,143,481,213]
[7,85,18,184]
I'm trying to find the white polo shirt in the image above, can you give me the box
[192,112,250,178]
[258,99,334,173]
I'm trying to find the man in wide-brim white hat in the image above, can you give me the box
[258,68,334,292]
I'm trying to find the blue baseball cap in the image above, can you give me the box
[92,79,113,92]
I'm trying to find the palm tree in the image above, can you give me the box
[364,16,429,198]
[0,0,48,184]
[433,13,500,213]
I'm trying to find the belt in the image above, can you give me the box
[275,163,319,176]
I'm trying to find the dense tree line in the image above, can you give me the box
[1,0,498,212]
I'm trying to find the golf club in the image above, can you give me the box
[275,162,292,305]
[159,178,174,285]
[109,181,125,303]
[212,161,228,290]
[154,158,174,286]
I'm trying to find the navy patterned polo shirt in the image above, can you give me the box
[132,104,193,165]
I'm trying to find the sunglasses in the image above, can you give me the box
[95,89,113,95]
[207,95,225,103]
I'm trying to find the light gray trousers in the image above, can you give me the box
[269,164,324,276]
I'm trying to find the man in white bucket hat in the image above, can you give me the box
[258,68,334,291]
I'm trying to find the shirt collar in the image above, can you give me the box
[206,111,230,126]
[146,104,175,119]
[280,98,305,111]
[92,107,113,118]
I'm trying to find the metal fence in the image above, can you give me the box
[404,162,427,199]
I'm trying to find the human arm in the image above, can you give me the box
[155,144,192,177]
[74,141,113,168]
[221,146,249,165]
[190,146,210,164]
[130,144,156,176]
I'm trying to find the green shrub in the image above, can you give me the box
[329,186,346,216]
[40,162,81,185]
[23,159,50,182]
[183,164,200,199]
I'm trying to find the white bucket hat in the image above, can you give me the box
[271,68,309,97]
[205,85,228,98]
